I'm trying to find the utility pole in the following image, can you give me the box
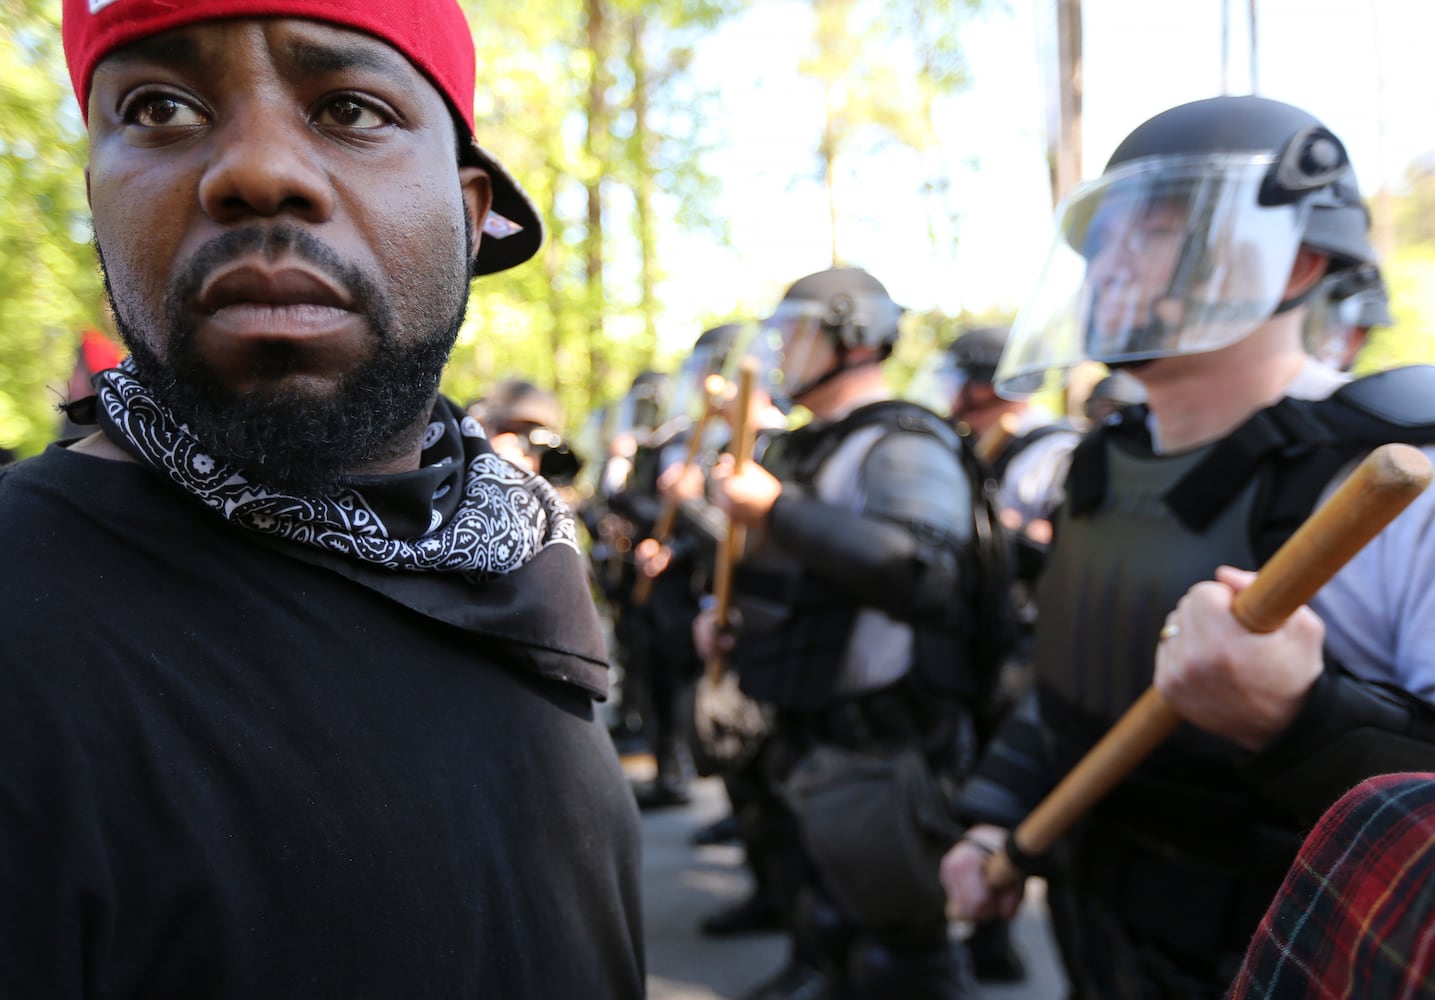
[1248,0,1259,93]
[1049,0,1083,207]
[1221,0,1231,93]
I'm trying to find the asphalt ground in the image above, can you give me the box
[633,768,1069,1000]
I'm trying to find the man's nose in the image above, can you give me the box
[197,105,335,224]
[1088,234,1138,280]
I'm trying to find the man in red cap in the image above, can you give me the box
[0,2,642,996]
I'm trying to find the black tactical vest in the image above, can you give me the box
[1038,365,1435,866]
[733,401,994,712]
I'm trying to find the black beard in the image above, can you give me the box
[97,224,471,495]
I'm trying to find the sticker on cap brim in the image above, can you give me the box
[89,0,125,12]
[482,213,524,239]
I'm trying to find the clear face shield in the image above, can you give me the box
[1303,268,1390,371]
[749,300,840,407]
[995,154,1312,395]
[613,379,669,450]
[663,327,750,432]
[705,322,797,435]
[905,354,965,415]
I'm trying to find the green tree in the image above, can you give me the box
[800,0,984,266]
[1357,159,1435,374]
[0,0,104,457]
[445,0,740,430]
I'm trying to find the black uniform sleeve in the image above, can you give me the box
[951,691,1058,828]
[765,429,971,623]
[1242,665,1435,827]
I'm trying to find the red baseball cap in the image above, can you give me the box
[62,0,541,276]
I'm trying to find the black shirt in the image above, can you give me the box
[0,446,644,999]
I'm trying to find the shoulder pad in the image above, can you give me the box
[1335,366,1435,429]
[838,399,962,451]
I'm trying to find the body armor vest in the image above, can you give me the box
[733,401,991,713]
[1030,366,1435,968]
[732,418,866,712]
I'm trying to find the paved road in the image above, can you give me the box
[639,776,1068,1000]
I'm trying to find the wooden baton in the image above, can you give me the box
[631,374,726,608]
[974,411,1020,466]
[705,358,758,683]
[982,441,1434,891]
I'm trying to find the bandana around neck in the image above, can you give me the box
[91,360,578,579]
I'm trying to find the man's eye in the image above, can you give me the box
[317,98,389,129]
[125,95,205,128]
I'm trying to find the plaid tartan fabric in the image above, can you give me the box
[1228,773,1435,999]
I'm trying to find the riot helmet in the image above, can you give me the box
[613,370,672,448]
[998,96,1376,395]
[755,267,904,404]
[469,378,563,436]
[942,326,1008,387]
[466,379,581,483]
[1304,263,1391,370]
[666,323,744,427]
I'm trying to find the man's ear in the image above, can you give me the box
[459,166,494,268]
[1284,247,1329,300]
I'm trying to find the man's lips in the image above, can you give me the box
[195,262,360,339]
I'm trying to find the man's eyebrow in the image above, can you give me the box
[282,37,411,78]
[101,34,202,71]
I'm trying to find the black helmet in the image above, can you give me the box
[615,370,671,444]
[775,267,904,354]
[1104,96,1374,269]
[759,267,904,402]
[469,378,562,434]
[997,96,1377,394]
[1304,262,1392,369]
[945,326,1010,384]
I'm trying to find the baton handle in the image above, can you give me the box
[706,360,758,682]
[984,442,1433,891]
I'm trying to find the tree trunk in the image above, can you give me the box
[584,0,609,400]
[627,14,660,366]
[822,75,840,266]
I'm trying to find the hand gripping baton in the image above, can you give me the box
[982,442,1434,892]
[631,374,725,608]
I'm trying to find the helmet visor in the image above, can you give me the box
[736,302,832,408]
[996,154,1311,395]
[613,381,668,445]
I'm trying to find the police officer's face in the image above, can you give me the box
[86,18,491,488]
[778,323,836,402]
[1084,201,1187,343]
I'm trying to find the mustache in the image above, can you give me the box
[169,225,386,339]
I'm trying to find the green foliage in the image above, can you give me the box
[800,0,986,264]
[0,0,739,454]
[1359,245,1435,374]
[443,0,741,428]
[0,0,104,456]
[1357,161,1435,375]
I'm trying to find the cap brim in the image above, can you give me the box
[464,139,543,277]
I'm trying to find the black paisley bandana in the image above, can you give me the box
[91,359,578,579]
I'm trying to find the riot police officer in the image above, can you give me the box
[941,325,1080,542]
[943,95,1435,999]
[937,326,1082,984]
[702,267,999,1000]
[1303,261,1392,371]
[467,378,582,484]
